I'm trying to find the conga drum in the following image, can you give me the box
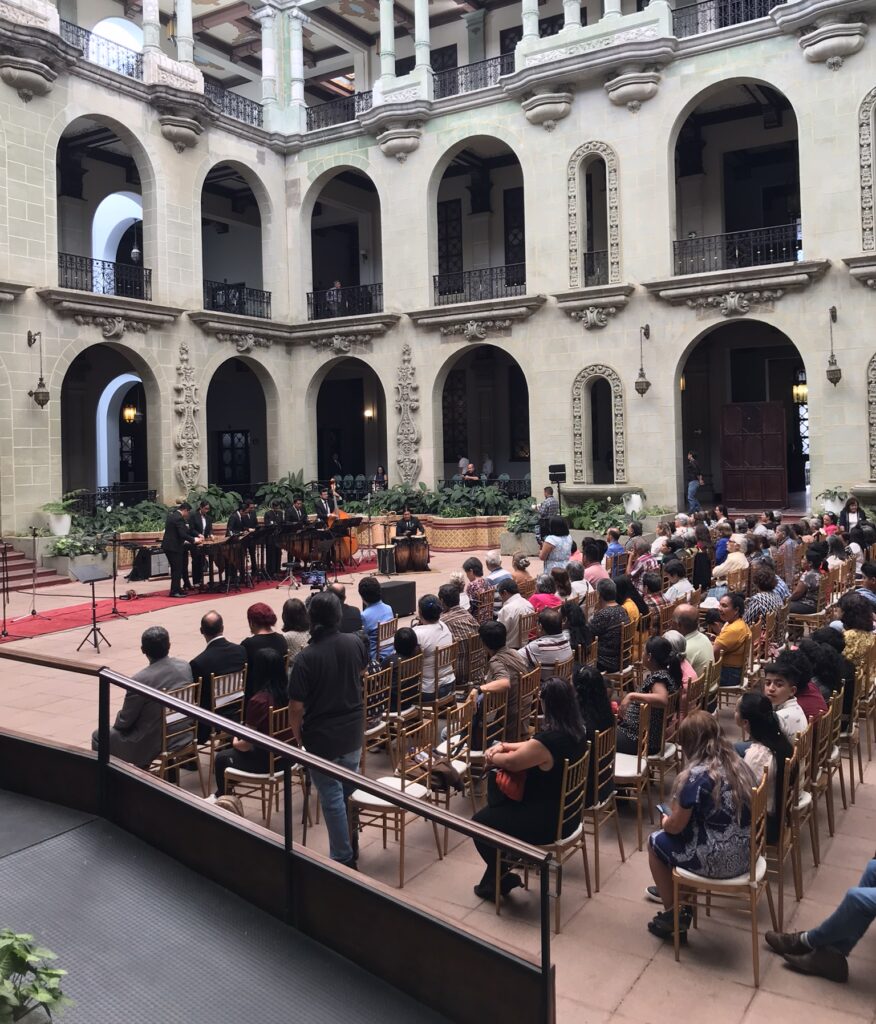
[409,537,430,572]
[394,537,411,573]
[377,545,396,575]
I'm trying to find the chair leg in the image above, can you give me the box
[776,856,784,931]
[765,879,778,929]
[791,833,803,902]
[398,816,406,889]
[856,737,864,784]
[591,810,601,893]
[837,760,848,811]
[673,875,682,963]
[431,818,444,861]
[581,837,592,899]
[554,864,563,934]
[635,788,643,852]
[750,890,760,988]
[847,745,856,804]
[613,798,626,864]
[808,807,820,867]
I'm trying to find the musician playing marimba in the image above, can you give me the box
[264,499,285,577]
[189,499,213,588]
[395,508,425,538]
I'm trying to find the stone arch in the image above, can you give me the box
[567,141,620,287]
[868,352,876,479]
[571,364,626,484]
[859,87,876,251]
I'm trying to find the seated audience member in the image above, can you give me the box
[692,525,714,592]
[616,635,681,755]
[788,546,828,614]
[241,602,288,704]
[615,575,649,641]
[714,523,732,566]
[827,534,850,571]
[328,582,363,634]
[463,556,493,619]
[91,626,192,768]
[551,567,574,602]
[519,608,572,671]
[281,598,311,666]
[651,521,673,558]
[642,573,667,634]
[664,561,694,603]
[605,528,626,573]
[485,550,512,617]
[587,578,630,673]
[209,649,288,800]
[541,516,573,574]
[561,600,588,651]
[497,578,536,648]
[448,570,472,611]
[763,651,810,739]
[629,538,659,594]
[738,692,794,841]
[469,620,529,742]
[835,592,876,683]
[566,560,592,602]
[574,666,616,805]
[672,603,714,681]
[438,581,479,645]
[382,626,420,712]
[358,576,396,661]
[744,564,784,628]
[663,629,698,697]
[846,528,866,572]
[854,562,876,609]
[625,520,644,550]
[765,856,876,983]
[800,629,857,717]
[529,573,563,613]
[711,535,749,595]
[583,541,610,586]
[413,595,456,701]
[510,551,535,589]
[190,610,246,741]
[471,677,589,899]
[646,712,756,940]
[713,592,752,687]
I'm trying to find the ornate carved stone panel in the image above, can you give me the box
[174,341,201,492]
[869,353,876,481]
[395,343,420,485]
[860,86,876,252]
[571,364,626,484]
[567,141,620,288]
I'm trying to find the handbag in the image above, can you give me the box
[494,768,526,802]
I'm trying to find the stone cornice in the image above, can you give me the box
[407,293,547,332]
[0,15,78,99]
[188,309,300,349]
[843,255,876,287]
[771,0,876,34]
[287,312,402,348]
[553,284,636,329]
[37,288,185,333]
[0,280,29,303]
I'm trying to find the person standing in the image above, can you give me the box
[161,500,195,598]
[289,592,367,868]
[189,499,213,589]
[285,495,308,527]
[264,499,285,577]
[685,450,704,514]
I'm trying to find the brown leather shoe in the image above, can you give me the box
[765,931,810,956]
[782,947,849,983]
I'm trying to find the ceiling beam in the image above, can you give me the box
[192,2,253,34]
[308,8,375,49]
[230,37,263,59]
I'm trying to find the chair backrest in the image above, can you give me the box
[396,718,434,790]
[475,587,496,624]
[463,632,486,686]
[813,575,831,613]
[661,688,681,754]
[210,669,246,723]
[575,637,599,669]
[606,553,626,578]
[631,701,650,773]
[618,619,636,672]
[518,577,537,600]
[794,719,814,791]
[748,769,770,882]
[553,747,591,843]
[583,589,599,620]
[434,640,459,682]
[774,745,799,852]
[685,674,706,717]
[396,653,424,712]
[546,655,574,682]
[363,665,393,722]
[704,655,722,706]
[518,609,538,644]
[588,727,616,809]
[378,615,399,648]
[516,666,541,739]
[475,687,508,752]
[443,698,474,760]
[726,566,750,596]
[161,679,201,752]
[828,684,845,747]
[773,601,790,651]
[757,610,776,661]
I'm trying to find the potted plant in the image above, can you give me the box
[0,928,70,1021]
[815,487,848,515]
[621,488,647,516]
[40,493,81,538]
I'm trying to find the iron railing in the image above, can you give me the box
[673,224,801,275]
[204,80,264,127]
[433,264,526,305]
[72,485,157,516]
[583,249,609,286]
[60,19,143,79]
[433,53,515,100]
[438,478,533,498]
[59,252,152,300]
[305,91,374,132]
[672,0,781,37]
[307,283,383,320]
[203,279,272,319]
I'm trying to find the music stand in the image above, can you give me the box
[107,531,127,619]
[72,565,112,652]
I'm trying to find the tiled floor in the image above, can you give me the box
[1,551,875,1024]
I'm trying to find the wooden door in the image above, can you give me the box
[721,402,787,508]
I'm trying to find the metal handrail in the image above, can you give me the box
[203,279,272,319]
[58,252,152,300]
[306,91,374,131]
[204,80,264,128]
[59,20,144,80]
[672,0,781,36]
[0,647,102,677]
[672,223,801,275]
[433,263,527,305]
[433,53,515,100]
[307,283,383,320]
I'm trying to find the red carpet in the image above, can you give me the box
[0,559,379,644]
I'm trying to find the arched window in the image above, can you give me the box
[567,142,620,288]
[571,364,626,484]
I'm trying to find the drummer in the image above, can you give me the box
[395,508,425,538]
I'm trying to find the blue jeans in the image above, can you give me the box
[720,666,742,687]
[309,747,362,864]
[807,859,876,956]
[687,479,701,513]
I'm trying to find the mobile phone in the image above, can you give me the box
[656,803,671,817]
[300,569,327,588]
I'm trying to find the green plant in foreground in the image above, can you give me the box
[0,929,70,1021]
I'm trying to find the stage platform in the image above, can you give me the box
[0,788,449,1023]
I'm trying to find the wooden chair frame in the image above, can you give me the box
[584,726,625,892]
[361,665,392,771]
[613,702,652,851]
[387,653,423,737]
[199,668,246,784]
[149,679,206,796]
[766,747,802,931]
[648,688,681,800]
[422,641,460,720]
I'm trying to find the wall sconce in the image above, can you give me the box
[679,373,686,393]
[122,403,142,425]
[792,368,808,405]
[26,330,49,409]
[826,306,842,386]
[363,407,374,420]
[635,324,651,396]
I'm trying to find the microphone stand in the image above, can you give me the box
[107,531,127,619]
[12,526,50,622]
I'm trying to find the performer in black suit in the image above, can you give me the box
[264,500,284,576]
[285,496,308,527]
[190,610,246,742]
[161,501,194,597]
[226,500,256,584]
[395,508,425,538]
[314,487,333,524]
[189,500,213,587]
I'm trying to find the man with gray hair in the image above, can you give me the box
[485,549,511,618]
[672,603,714,680]
[674,512,690,534]
[91,625,192,768]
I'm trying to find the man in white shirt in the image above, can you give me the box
[672,604,714,680]
[497,578,535,648]
[664,560,694,603]
[457,455,469,475]
[413,594,456,699]
[763,652,810,741]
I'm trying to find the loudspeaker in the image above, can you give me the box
[548,463,567,484]
[380,579,416,617]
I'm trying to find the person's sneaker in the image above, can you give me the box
[765,931,811,956]
[782,947,849,983]
[645,885,662,904]
[204,793,218,804]
[500,872,524,896]
[647,906,692,940]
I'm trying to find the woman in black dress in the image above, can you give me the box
[241,601,288,705]
[574,666,616,806]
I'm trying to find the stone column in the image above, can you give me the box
[379,0,396,85]
[601,0,622,20]
[175,0,194,64]
[254,6,277,105]
[562,0,581,29]
[414,0,430,70]
[521,0,539,39]
[289,8,307,113]
[142,0,161,52]
[464,9,485,63]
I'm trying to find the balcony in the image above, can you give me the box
[306,92,373,132]
[433,264,526,305]
[204,81,263,128]
[59,20,143,80]
[582,250,609,287]
[307,283,383,320]
[672,0,781,38]
[203,280,272,320]
[433,54,515,100]
[673,224,801,275]
[59,253,151,300]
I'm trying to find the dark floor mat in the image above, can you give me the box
[0,788,95,856]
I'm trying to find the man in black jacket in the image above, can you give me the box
[328,582,364,634]
[190,610,247,742]
[190,500,213,588]
[285,496,308,527]
[161,501,193,598]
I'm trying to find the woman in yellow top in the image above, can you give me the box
[616,574,650,660]
[714,591,752,687]
[836,593,875,706]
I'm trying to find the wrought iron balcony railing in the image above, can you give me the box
[433,264,526,305]
[307,283,383,320]
[73,485,157,516]
[60,20,143,79]
[583,250,609,286]
[203,280,272,319]
[672,0,781,37]
[306,91,374,132]
[59,253,152,300]
[204,80,264,128]
[672,224,801,275]
[433,54,515,100]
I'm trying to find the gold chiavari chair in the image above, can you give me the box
[788,575,832,638]
[377,615,399,658]
[200,667,246,783]
[515,666,541,741]
[518,576,537,600]
[469,688,508,788]
[838,663,865,803]
[725,566,750,597]
[543,655,574,683]
[149,679,206,796]
[766,746,803,931]
[475,587,496,625]
[684,674,706,718]
[387,653,424,737]
[422,641,460,721]
[517,609,539,645]
[859,644,876,761]
[604,619,637,697]
[772,601,790,655]
[458,632,486,695]
[791,720,818,867]
[434,698,476,840]
[716,632,756,710]
[361,664,392,771]
[583,589,599,621]
[613,702,652,851]
[584,727,625,892]
[647,688,681,800]
[575,637,599,669]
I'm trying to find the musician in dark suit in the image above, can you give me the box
[189,500,213,588]
[226,500,256,584]
[190,611,247,742]
[264,500,284,576]
[161,501,194,598]
[395,508,425,538]
[285,496,308,527]
[315,487,333,524]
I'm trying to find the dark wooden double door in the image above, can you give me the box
[721,402,788,508]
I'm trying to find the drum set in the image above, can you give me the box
[373,523,431,577]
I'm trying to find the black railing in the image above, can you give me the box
[72,485,157,516]
[307,283,383,320]
[203,279,272,319]
[60,19,143,79]
[204,80,264,128]
[306,91,373,132]
[672,0,781,37]
[433,53,515,100]
[673,224,801,275]
[583,250,609,286]
[59,252,152,300]
[438,478,533,498]
[433,264,526,305]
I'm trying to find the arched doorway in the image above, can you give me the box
[679,322,808,510]
[315,358,387,487]
[206,359,268,491]
[439,346,530,483]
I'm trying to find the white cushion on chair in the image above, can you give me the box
[648,743,677,764]
[224,768,283,782]
[364,721,388,738]
[435,736,462,756]
[796,790,813,812]
[614,753,646,779]
[350,776,428,807]
[549,822,584,850]
[676,855,766,886]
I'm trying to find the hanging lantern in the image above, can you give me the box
[122,404,137,424]
[635,324,651,397]
[792,368,808,405]
[826,306,842,386]
[26,330,49,409]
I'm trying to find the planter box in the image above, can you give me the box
[43,552,111,578]
[424,515,509,552]
[499,530,540,556]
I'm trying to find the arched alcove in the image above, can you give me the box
[206,358,269,490]
[567,141,620,287]
[571,365,626,484]
[314,357,388,485]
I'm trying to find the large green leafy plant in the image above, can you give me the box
[185,485,241,521]
[0,930,70,1021]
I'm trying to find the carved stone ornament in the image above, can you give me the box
[0,0,76,102]
[376,122,424,162]
[567,140,621,287]
[571,306,618,329]
[216,331,272,353]
[604,67,661,111]
[798,19,867,69]
[395,343,421,485]
[310,334,371,354]
[571,364,626,484]
[860,85,876,251]
[359,98,432,163]
[73,314,148,337]
[525,25,660,66]
[174,341,201,492]
[868,353,876,481]
[685,289,785,317]
[142,49,203,93]
[521,90,573,130]
[438,319,512,341]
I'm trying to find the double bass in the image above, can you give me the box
[326,481,359,562]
